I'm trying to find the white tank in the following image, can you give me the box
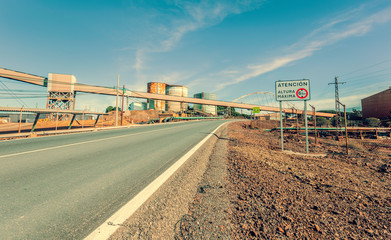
[166,85,188,112]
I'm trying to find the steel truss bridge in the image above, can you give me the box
[0,67,334,118]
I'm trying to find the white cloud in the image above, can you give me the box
[132,49,144,71]
[309,93,367,110]
[217,6,391,91]
[132,0,264,71]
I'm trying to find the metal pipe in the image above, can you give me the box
[343,104,348,154]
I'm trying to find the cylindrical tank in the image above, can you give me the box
[193,92,217,115]
[166,85,188,112]
[147,82,166,111]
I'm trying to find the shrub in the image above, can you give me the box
[316,117,330,127]
[365,118,381,127]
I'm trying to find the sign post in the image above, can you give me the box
[275,79,311,152]
[279,101,284,151]
[304,100,309,153]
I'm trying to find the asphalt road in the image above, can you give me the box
[0,120,227,239]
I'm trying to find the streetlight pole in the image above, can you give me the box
[115,75,119,126]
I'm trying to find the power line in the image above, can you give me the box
[339,58,391,77]
[344,71,391,84]
[0,81,29,107]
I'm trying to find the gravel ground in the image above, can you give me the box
[174,124,232,239]
[109,123,230,239]
[228,121,391,239]
[108,120,391,239]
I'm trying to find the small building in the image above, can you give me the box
[129,102,147,111]
[361,87,391,119]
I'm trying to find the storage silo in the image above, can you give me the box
[193,92,217,115]
[147,82,166,111]
[166,85,188,112]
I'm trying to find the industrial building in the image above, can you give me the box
[146,82,188,113]
[147,82,166,111]
[361,87,391,119]
[194,92,217,115]
[165,85,188,112]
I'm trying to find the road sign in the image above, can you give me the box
[275,79,310,101]
[252,107,260,113]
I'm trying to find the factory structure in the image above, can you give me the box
[133,82,217,115]
[193,92,217,115]
[361,86,391,119]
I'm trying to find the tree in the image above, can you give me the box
[347,109,362,120]
[217,106,226,115]
[316,117,330,127]
[105,106,114,113]
[365,118,381,127]
[105,106,121,113]
[331,117,346,127]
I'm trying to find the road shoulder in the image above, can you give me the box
[108,123,230,239]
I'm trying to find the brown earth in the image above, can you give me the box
[105,109,160,124]
[227,121,391,239]
[0,110,160,134]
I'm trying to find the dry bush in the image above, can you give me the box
[249,120,279,129]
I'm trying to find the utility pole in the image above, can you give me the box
[121,85,125,126]
[115,75,119,126]
[328,76,345,139]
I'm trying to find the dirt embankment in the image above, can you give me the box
[227,121,391,239]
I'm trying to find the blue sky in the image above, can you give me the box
[1,0,391,111]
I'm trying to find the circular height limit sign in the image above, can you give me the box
[296,88,308,99]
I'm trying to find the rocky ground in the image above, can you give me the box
[227,121,391,239]
[104,120,390,239]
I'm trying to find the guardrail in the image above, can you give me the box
[0,107,107,132]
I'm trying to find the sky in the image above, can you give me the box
[1,0,391,112]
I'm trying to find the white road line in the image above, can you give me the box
[84,122,228,240]
[0,127,175,159]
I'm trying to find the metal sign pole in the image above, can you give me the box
[304,100,309,153]
[280,101,284,151]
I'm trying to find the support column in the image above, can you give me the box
[31,113,41,132]
[68,114,76,129]
[94,115,101,128]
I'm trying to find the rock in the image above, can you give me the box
[366,229,374,235]
[315,225,321,232]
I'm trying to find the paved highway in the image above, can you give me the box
[0,120,227,239]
